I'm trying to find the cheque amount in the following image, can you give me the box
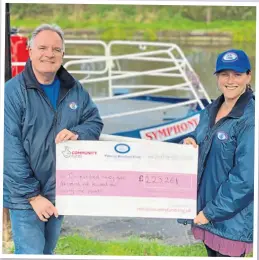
[139,174,179,186]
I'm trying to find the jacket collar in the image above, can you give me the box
[209,87,254,118]
[207,88,254,128]
[22,59,75,90]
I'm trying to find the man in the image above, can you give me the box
[4,24,103,254]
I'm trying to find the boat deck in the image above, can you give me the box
[96,99,190,133]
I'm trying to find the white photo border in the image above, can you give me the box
[0,1,258,260]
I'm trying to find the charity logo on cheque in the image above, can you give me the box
[62,146,97,158]
[104,143,141,159]
[114,143,131,154]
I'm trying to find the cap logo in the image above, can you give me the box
[222,52,238,62]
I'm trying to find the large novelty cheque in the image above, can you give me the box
[56,140,198,219]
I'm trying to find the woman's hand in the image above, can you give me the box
[194,211,209,225]
[183,137,198,148]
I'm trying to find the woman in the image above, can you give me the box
[183,49,254,257]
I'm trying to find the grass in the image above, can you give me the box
[11,17,256,43]
[55,235,253,257]
[11,17,255,32]
[11,16,254,30]
[10,4,256,43]
[5,234,253,256]
[55,235,207,256]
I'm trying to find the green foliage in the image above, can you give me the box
[181,6,256,21]
[232,22,256,43]
[10,3,53,19]
[142,29,157,41]
[9,4,256,43]
[101,27,129,41]
[10,4,256,22]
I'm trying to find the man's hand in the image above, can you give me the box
[193,211,209,225]
[29,195,58,222]
[183,137,198,148]
[55,129,78,144]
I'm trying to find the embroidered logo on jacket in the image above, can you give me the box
[217,131,228,141]
[69,102,78,110]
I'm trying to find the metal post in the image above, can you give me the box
[5,3,12,82]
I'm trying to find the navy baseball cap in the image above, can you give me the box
[214,49,251,74]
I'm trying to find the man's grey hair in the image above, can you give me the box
[28,24,65,52]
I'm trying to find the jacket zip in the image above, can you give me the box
[197,117,230,188]
[182,118,230,226]
[56,88,74,126]
[36,87,73,197]
[36,87,74,136]
[36,89,58,139]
